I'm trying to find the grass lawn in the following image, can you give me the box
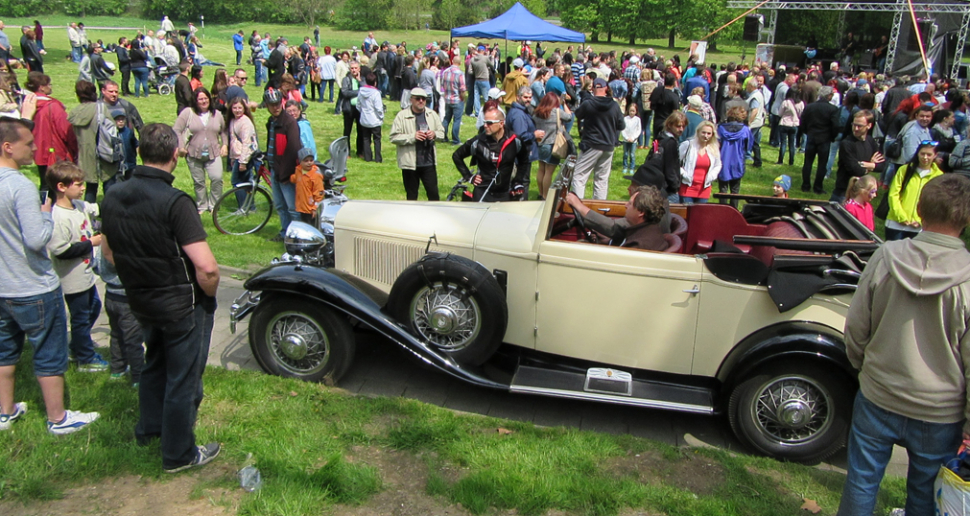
[0,364,909,515]
[1,16,843,269]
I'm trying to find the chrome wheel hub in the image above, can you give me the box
[265,311,330,375]
[410,282,482,351]
[753,376,832,444]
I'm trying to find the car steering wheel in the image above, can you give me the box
[571,206,597,243]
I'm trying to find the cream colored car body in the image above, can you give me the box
[332,196,851,379]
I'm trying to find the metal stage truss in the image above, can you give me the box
[726,0,970,77]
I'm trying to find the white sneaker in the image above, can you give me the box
[889,509,905,516]
[48,410,100,435]
[0,402,27,430]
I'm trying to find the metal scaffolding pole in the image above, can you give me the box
[884,0,906,73]
[837,11,847,41]
[727,1,970,13]
[951,9,970,78]
[766,9,779,44]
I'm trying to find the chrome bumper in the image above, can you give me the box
[229,290,260,334]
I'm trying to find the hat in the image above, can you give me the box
[629,56,639,64]
[856,78,868,86]
[773,174,792,192]
[410,87,428,98]
[487,87,504,100]
[477,45,486,51]
[593,78,608,89]
[110,107,126,119]
[297,148,315,162]
[687,95,703,110]
[512,58,524,69]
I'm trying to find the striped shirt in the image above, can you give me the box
[440,65,466,105]
[571,62,585,80]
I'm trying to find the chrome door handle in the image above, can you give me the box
[683,285,700,295]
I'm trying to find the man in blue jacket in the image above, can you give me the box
[505,86,544,200]
[232,30,244,66]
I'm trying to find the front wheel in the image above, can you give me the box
[249,295,355,384]
[213,185,273,235]
[158,83,172,95]
[728,363,852,464]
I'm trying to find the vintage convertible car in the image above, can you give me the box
[230,158,881,464]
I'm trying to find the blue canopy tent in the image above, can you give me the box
[450,2,586,43]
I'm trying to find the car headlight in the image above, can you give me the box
[284,222,327,256]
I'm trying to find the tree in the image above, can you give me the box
[292,0,340,27]
[336,0,392,30]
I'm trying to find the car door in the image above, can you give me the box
[533,240,704,375]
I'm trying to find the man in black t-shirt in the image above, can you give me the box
[389,88,446,200]
[101,123,221,474]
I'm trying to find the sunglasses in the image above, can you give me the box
[919,140,939,146]
[412,97,427,101]
[238,76,248,80]
[483,120,502,125]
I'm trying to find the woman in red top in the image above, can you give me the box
[26,73,77,191]
[677,121,721,204]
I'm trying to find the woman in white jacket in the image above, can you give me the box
[678,120,722,204]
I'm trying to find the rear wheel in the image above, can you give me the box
[158,83,172,95]
[728,363,852,464]
[213,186,273,235]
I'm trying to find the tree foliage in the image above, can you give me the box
[334,0,393,30]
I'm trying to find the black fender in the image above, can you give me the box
[715,321,858,400]
[243,263,509,390]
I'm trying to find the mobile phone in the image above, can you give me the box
[40,190,48,205]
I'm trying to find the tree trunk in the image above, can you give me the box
[591,32,599,42]
[668,28,676,49]
[607,31,612,43]
[629,35,636,45]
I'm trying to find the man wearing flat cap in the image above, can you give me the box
[390,87,445,200]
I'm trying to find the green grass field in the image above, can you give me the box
[0,16,840,269]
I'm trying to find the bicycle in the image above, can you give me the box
[446,177,473,201]
[212,153,274,235]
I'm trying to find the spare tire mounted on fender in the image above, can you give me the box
[387,253,508,366]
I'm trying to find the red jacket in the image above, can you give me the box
[32,96,78,166]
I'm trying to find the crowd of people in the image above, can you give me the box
[3,19,970,499]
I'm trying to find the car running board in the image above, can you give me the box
[509,365,715,415]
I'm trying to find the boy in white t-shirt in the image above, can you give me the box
[45,162,107,372]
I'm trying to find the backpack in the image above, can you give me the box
[884,120,914,160]
[640,80,657,111]
[95,101,123,163]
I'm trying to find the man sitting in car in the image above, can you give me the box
[564,185,669,251]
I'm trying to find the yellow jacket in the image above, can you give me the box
[501,69,529,107]
[887,163,943,226]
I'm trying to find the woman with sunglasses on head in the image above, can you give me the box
[885,141,943,240]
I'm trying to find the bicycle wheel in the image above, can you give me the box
[213,186,273,235]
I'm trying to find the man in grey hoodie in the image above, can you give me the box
[838,174,970,516]
[0,118,99,435]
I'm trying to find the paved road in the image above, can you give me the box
[92,270,908,477]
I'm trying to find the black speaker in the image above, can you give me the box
[743,15,761,42]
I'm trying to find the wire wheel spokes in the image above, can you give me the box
[409,282,482,351]
[266,311,331,375]
[753,377,832,444]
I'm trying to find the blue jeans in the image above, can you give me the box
[444,101,464,144]
[837,391,962,516]
[270,173,298,237]
[826,135,843,179]
[71,45,82,63]
[777,126,797,165]
[679,196,709,204]
[230,159,254,207]
[135,302,215,470]
[0,288,69,376]
[322,79,334,102]
[622,142,636,169]
[473,80,490,116]
[132,67,150,97]
[64,286,102,365]
[883,162,898,185]
[884,227,918,240]
[747,126,763,166]
[254,60,263,87]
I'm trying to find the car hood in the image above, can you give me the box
[334,199,545,256]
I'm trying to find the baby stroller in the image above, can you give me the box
[148,57,179,95]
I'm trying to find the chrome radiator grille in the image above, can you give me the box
[353,237,427,285]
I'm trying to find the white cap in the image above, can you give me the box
[487,87,503,100]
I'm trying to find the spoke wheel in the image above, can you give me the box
[729,364,851,464]
[213,185,273,235]
[250,296,355,384]
[409,282,482,352]
[387,253,508,366]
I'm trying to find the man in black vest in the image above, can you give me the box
[101,123,221,473]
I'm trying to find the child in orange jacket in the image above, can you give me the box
[291,148,324,224]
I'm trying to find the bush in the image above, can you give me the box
[142,0,298,24]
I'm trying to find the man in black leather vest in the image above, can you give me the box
[101,123,222,473]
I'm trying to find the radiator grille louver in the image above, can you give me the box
[353,237,428,285]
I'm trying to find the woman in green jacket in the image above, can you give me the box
[886,141,944,240]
